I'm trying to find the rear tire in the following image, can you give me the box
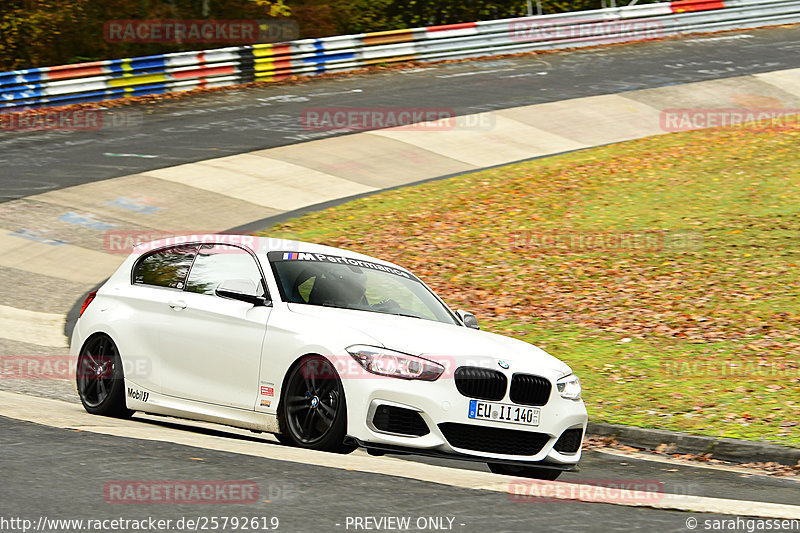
[76,335,133,418]
[488,462,563,480]
[279,356,355,453]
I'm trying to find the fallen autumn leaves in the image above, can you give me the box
[262,118,800,446]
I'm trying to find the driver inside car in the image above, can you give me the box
[308,268,369,309]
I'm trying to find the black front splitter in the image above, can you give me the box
[345,437,579,472]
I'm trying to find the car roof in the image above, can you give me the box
[133,234,409,273]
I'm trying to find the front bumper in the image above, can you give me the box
[341,369,588,466]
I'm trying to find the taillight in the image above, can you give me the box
[79,290,98,317]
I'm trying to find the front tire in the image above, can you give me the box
[488,462,563,480]
[279,356,355,453]
[76,335,133,418]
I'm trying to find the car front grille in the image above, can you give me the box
[553,428,583,454]
[372,405,430,437]
[454,366,507,401]
[438,422,550,456]
[510,374,552,406]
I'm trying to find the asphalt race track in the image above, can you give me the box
[1,24,800,533]
[0,417,741,533]
[3,415,797,533]
[2,26,800,199]
[2,397,800,531]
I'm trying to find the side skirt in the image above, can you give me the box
[124,380,281,434]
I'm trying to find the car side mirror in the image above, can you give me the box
[456,310,480,330]
[216,279,267,306]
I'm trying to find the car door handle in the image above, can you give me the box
[168,300,187,310]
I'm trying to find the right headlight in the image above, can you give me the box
[346,345,444,381]
[557,374,582,400]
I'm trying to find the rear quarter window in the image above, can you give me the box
[133,245,198,289]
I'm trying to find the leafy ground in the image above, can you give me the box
[260,120,800,447]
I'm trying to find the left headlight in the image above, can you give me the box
[557,374,582,400]
[346,345,444,381]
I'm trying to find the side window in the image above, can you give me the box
[133,246,198,289]
[184,244,265,297]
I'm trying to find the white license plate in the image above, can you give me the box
[468,400,540,427]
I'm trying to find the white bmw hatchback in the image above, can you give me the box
[72,235,587,479]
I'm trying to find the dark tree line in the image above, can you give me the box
[1,0,660,71]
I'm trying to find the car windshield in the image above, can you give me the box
[268,251,457,325]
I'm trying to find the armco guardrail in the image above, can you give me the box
[2,0,800,111]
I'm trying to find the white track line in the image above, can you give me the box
[1,392,799,519]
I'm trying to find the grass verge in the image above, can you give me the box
[260,120,800,446]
